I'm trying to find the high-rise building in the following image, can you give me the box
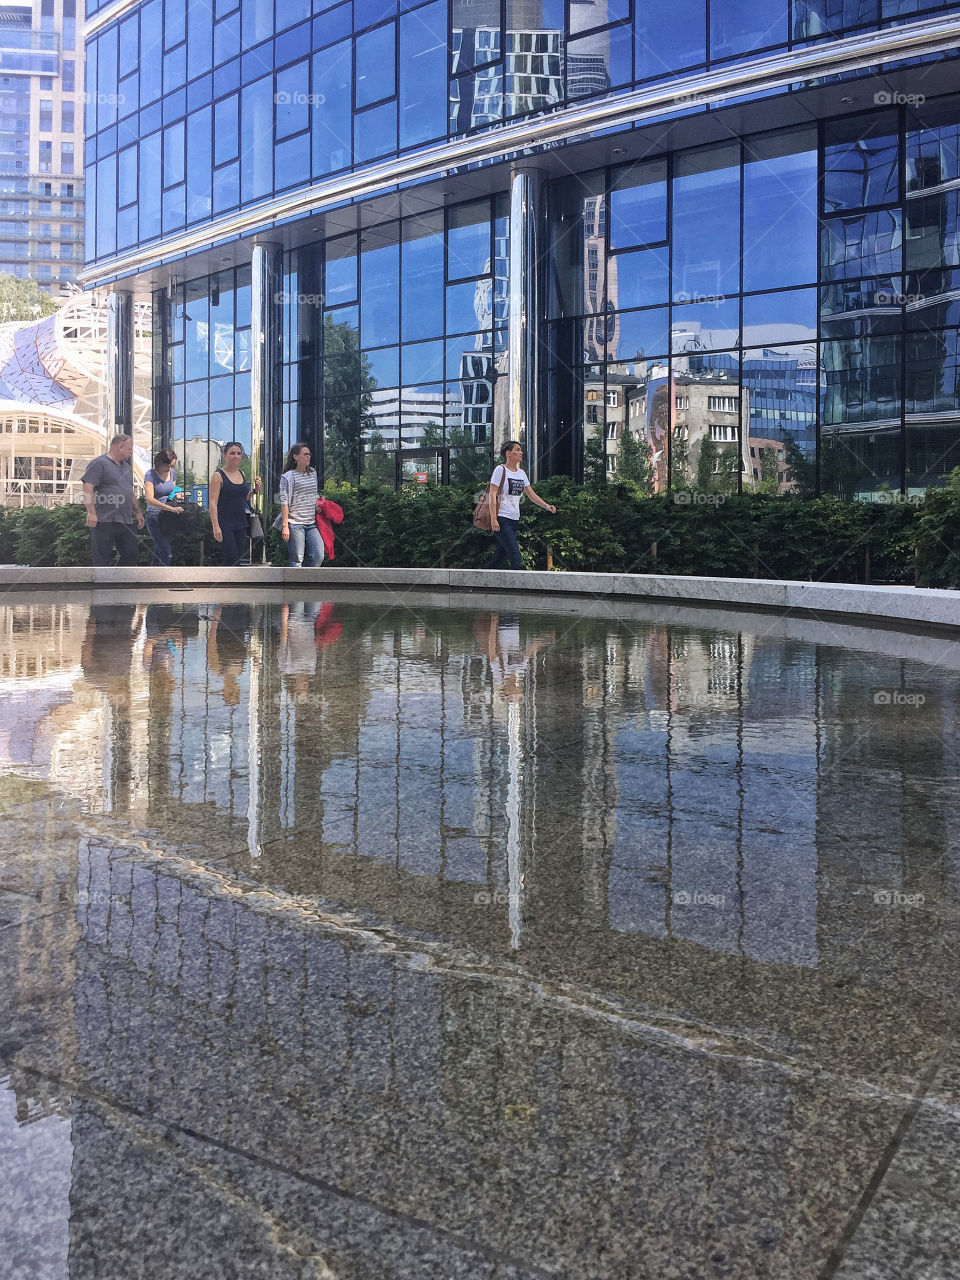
[0,1,83,294]
[81,1,960,500]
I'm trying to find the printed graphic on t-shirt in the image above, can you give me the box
[507,477,524,496]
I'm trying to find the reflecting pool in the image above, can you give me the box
[2,590,960,1279]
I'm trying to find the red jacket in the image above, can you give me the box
[315,497,344,561]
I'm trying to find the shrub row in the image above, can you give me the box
[2,479,960,588]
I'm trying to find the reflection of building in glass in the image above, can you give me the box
[0,296,151,506]
[80,1,960,498]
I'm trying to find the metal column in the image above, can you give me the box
[508,168,544,481]
[105,290,134,436]
[251,241,283,517]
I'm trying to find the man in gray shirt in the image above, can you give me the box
[82,433,145,566]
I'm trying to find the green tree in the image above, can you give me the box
[583,430,606,487]
[696,436,739,494]
[0,272,58,323]
[448,425,491,488]
[362,429,395,487]
[617,428,654,494]
[323,315,376,484]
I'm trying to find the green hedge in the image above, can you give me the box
[1,479,958,587]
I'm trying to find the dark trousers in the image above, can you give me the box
[145,510,174,566]
[91,521,139,567]
[220,525,249,566]
[486,517,522,570]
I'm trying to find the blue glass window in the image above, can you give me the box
[743,289,818,345]
[447,202,490,280]
[118,144,137,207]
[276,59,309,139]
[635,0,706,81]
[213,163,239,212]
[96,26,118,131]
[139,132,161,238]
[611,248,670,311]
[312,42,352,175]
[824,115,899,212]
[163,121,185,188]
[711,0,788,58]
[355,101,397,161]
[165,0,186,49]
[214,94,239,164]
[325,237,358,305]
[567,23,632,100]
[612,307,670,361]
[451,0,500,73]
[821,210,903,280]
[399,2,446,149]
[187,2,214,78]
[743,131,818,291]
[214,12,241,66]
[355,0,397,29]
[242,0,274,45]
[361,235,400,347]
[447,280,490,334]
[673,144,741,301]
[96,152,116,258]
[609,159,667,250]
[240,75,274,201]
[186,108,212,222]
[402,214,444,340]
[356,23,396,108]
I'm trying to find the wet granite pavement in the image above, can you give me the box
[2,592,960,1279]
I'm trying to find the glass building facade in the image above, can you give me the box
[83,0,960,498]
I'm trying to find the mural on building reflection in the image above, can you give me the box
[2,599,958,976]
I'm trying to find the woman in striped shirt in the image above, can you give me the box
[279,443,323,567]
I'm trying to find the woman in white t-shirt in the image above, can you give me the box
[486,440,556,570]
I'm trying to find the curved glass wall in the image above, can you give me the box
[85,0,960,266]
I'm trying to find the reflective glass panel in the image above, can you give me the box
[399,2,447,148]
[742,344,820,494]
[325,237,357,305]
[402,214,444,341]
[672,144,741,301]
[742,289,817,345]
[611,247,670,311]
[312,42,352,175]
[711,0,788,57]
[824,115,899,213]
[743,130,818,291]
[356,23,396,108]
[610,307,669,362]
[609,159,667,251]
[672,298,740,353]
[635,0,706,80]
[360,234,400,348]
[451,0,500,73]
[821,210,903,281]
[324,395,361,482]
[447,280,491,335]
[566,24,632,99]
[355,100,397,162]
[448,202,491,280]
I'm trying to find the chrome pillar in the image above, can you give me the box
[508,168,543,481]
[251,241,283,521]
[105,290,134,434]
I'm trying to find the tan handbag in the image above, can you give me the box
[472,466,507,533]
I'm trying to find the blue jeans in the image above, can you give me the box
[288,522,324,567]
[145,510,174,566]
[220,526,249,567]
[91,521,139,567]
[486,517,522,570]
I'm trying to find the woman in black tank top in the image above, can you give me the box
[209,442,261,566]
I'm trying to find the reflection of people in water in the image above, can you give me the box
[142,604,200,693]
[79,604,144,809]
[277,601,341,700]
[484,611,554,701]
[206,604,253,705]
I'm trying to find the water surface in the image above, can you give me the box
[2,591,960,1279]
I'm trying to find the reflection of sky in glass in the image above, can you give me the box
[742,289,817,345]
[744,147,818,291]
[612,306,669,360]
